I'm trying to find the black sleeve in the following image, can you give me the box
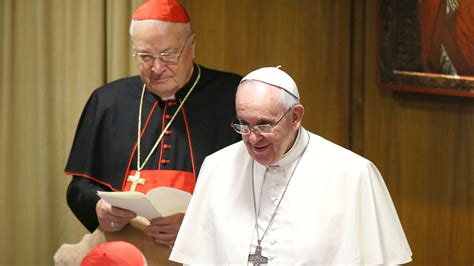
[66,176,111,232]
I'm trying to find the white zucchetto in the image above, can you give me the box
[240,66,300,100]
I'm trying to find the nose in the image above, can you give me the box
[247,130,262,144]
[151,58,165,72]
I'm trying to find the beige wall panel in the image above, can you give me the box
[181,0,352,147]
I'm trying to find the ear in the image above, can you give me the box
[291,104,304,130]
[190,33,196,59]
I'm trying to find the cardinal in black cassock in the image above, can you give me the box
[65,0,241,233]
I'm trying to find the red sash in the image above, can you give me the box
[123,169,195,194]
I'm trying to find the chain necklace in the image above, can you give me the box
[248,130,310,265]
[128,65,201,189]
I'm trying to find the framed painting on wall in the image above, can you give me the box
[379,0,474,98]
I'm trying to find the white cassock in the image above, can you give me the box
[170,127,412,265]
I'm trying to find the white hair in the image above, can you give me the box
[277,87,299,109]
[129,19,192,40]
[238,80,299,110]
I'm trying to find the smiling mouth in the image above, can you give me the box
[253,144,269,152]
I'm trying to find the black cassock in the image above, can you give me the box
[65,64,241,232]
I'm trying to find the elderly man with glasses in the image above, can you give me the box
[170,66,412,265]
[64,0,241,247]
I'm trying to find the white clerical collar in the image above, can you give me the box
[268,127,309,168]
[161,94,176,101]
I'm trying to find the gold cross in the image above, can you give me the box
[127,171,145,191]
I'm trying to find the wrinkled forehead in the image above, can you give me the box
[131,20,192,53]
[237,80,280,100]
[236,81,284,115]
[130,20,191,41]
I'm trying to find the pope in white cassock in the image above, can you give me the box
[170,67,412,265]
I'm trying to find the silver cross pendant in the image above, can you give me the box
[248,245,268,265]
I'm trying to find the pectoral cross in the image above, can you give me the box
[248,245,268,265]
[127,171,145,191]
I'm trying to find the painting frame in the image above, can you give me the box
[378,0,474,98]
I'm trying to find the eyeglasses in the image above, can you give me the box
[231,107,293,135]
[133,34,192,66]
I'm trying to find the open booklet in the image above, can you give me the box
[97,187,192,219]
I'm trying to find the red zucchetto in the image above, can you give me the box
[132,0,190,22]
[81,241,146,266]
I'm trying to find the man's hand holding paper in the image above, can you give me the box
[146,213,185,247]
[96,199,137,232]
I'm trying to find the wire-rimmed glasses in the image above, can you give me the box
[133,34,192,66]
[231,107,293,135]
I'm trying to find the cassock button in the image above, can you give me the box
[167,101,177,106]
[165,130,173,135]
[161,159,170,164]
[163,144,172,149]
[165,114,172,119]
